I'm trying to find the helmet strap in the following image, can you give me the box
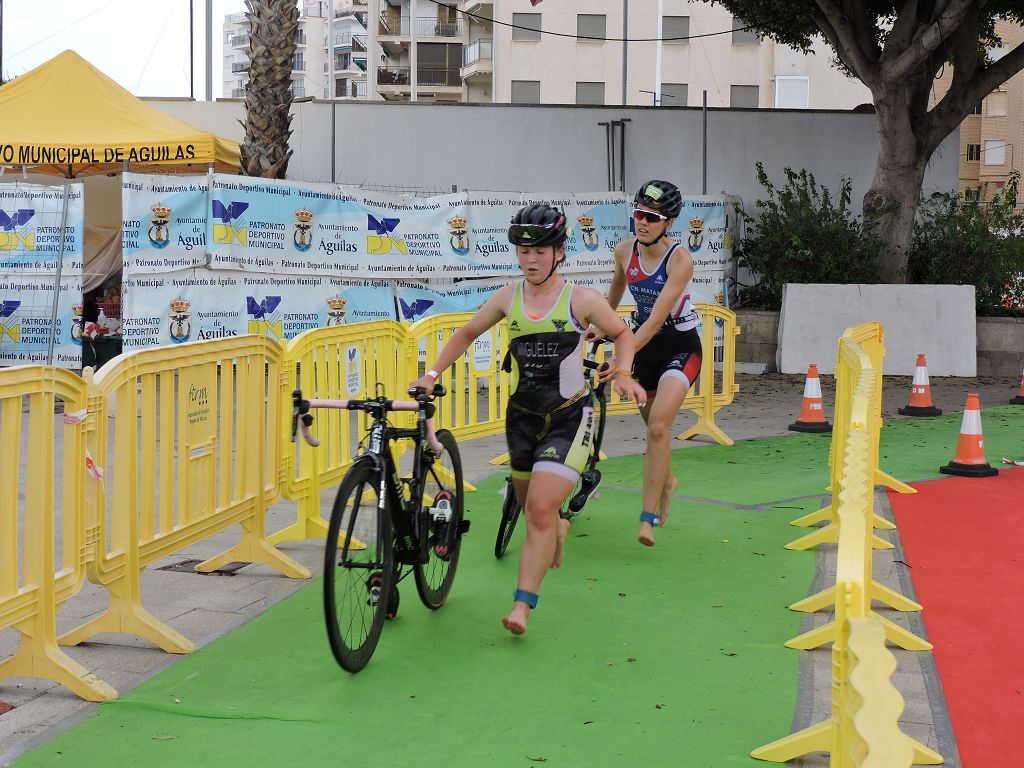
[639,230,668,246]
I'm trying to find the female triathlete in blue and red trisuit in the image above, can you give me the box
[601,180,702,547]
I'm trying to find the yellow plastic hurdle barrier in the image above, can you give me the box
[602,304,742,445]
[0,366,116,701]
[59,336,308,657]
[275,321,407,545]
[752,420,940,765]
[787,322,914,552]
[783,352,929,653]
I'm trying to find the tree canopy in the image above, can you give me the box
[713,1,1024,281]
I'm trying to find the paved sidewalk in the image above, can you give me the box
[1,372,1017,765]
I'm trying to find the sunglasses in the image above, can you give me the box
[509,221,561,243]
[632,208,670,223]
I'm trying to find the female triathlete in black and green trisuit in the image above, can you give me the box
[410,203,646,636]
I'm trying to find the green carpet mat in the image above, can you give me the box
[15,475,816,768]
[14,406,1021,767]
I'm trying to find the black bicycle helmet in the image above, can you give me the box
[633,180,683,219]
[507,203,568,247]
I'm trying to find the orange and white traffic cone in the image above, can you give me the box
[898,353,942,417]
[1011,368,1024,405]
[940,393,998,477]
[788,363,832,433]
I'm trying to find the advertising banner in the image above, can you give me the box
[121,173,208,273]
[121,269,396,351]
[0,272,84,367]
[0,182,83,273]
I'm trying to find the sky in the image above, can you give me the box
[2,0,246,98]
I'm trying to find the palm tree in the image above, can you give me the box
[240,0,300,178]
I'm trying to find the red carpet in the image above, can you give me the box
[889,467,1024,768]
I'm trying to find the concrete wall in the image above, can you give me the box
[777,284,977,376]
[737,310,1023,377]
[146,99,960,212]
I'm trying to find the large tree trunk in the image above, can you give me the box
[863,95,930,283]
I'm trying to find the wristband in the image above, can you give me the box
[426,369,440,380]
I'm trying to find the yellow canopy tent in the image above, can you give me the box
[0,50,240,177]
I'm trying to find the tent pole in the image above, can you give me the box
[46,184,71,366]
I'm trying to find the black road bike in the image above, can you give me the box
[494,345,610,558]
[293,385,469,673]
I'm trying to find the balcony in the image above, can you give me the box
[377,66,462,89]
[224,11,247,23]
[231,61,249,73]
[331,33,353,49]
[292,55,306,72]
[230,33,249,47]
[231,87,246,98]
[353,34,367,51]
[461,38,492,81]
[462,0,494,18]
[378,15,465,38]
[295,31,307,46]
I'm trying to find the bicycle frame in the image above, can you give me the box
[294,390,444,566]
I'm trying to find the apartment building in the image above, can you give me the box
[359,0,871,107]
[223,1,878,109]
[934,19,1024,202]
[223,1,374,101]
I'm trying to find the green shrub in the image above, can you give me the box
[907,174,1024,316]
[736,163,883,309]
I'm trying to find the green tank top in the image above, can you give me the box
[506,279,585,412]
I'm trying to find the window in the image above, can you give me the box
[774,76,809,108]
[967,143,981,162]
[576,82,605,105]
[731,17,760,45]
[290,78,305,98]
[292,53,305,71]
[730,85,759,108]
[970,102,983,115]
[663,16,689,44]
[577,14,606,41]
[660,83,687,106]
[511,80,540,104]
[964,187,980,201]
[983,139,1006,165]
[512,13,541,42]
[987,91,1008,116]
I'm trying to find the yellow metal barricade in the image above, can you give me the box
[603,304,741,446]
[0,366,115,701]
[405,312,509,444]
[275,321,407,544]
[60,336,307,656]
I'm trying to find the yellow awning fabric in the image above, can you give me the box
[0,50,240,177]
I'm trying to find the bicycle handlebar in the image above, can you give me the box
[292,388,445,450]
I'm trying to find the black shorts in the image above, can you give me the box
[506,397,596,482]
[633,326,702,393]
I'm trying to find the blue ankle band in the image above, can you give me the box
[640,511,660,526]
[512,589,539,609]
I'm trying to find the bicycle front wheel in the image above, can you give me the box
[415,429,464,609]
[494,476,522,559]
[323,459,393,673]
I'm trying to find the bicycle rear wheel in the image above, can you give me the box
[415,429,464,609]
[494,476,522,559]
[323,459,393,673]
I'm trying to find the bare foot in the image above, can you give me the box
[638,521,656,547]
[502,604,529,635]
[638,477,678,546]
[551,518,571,568]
